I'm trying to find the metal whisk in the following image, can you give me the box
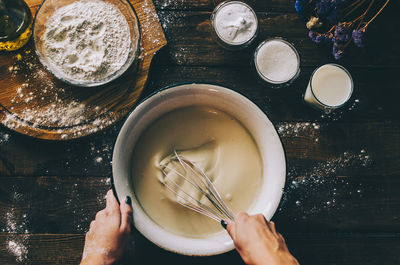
[159,151,235,222]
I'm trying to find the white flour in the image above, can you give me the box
[7,239,28,263]
[42,0,131,82]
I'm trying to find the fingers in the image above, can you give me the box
[95,209,106,220]
[90,220,96,230]
[268,220,276,234]
[268,220,283,239]
[106,190,120,214]
[226,212,249,241]
[224,219,235,240]
[120,196,133,233]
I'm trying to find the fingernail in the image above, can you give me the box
[125,196,132,206]
[221,220,227,229]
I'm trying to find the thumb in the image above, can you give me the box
[120,196,133,233]
[222,219,236,241]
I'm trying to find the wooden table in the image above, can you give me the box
[1,0,399,264]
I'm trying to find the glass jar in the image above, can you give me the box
[0,0,33,51]
[304,64,354,113]
[211,1,258,50]
[253,38,300,87]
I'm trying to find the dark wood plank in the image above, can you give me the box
[154,0,295,12]
[0,122,399,177]
[146,63,400,121]
[0,177,109,234]
[157,10,399,67]
[0,234,84,265]
[1,233,400,265]
[0,145,399,235]
[0,1,399,264]
[132,232,400,265]
[0,127,118,176]
[154,0,399,13]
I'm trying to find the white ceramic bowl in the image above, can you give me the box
[112,83,286,256]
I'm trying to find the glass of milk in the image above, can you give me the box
[211,1,258,50]
[253,38,300,87]
[304,64,354,113]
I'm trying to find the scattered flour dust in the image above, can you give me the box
[3,190,30,263]
[42,0,131,82]
[279,148,372,217]
[275,121,373,216]
[7,239,28,263]
[277,122,320,137]
[0,132,10,143]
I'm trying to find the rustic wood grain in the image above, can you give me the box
[1,233,400,265]
[1,170,400,234]
[146,63,400,121]
[153,0,314,12]
[156,10,399,67]
[0,122,398,177]
[0,0,167,140]
[0,0,399,264]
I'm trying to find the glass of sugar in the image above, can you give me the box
[253,38,300,87]
[211,1,258,50]
[304,64,354,113]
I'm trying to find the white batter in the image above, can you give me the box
[131,107,262,237]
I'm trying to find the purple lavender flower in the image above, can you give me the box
[316,34,333,44]
[316,0,331,15]
[352,28,365,47]
[295,0,305,17]
[308,31,332,44]
[334,23,350,42]
[332,42,344,59]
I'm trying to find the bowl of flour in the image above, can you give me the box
[33,0,140,87]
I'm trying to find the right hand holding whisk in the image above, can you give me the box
[223,212,300,265]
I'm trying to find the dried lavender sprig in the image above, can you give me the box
[363,0,390,29]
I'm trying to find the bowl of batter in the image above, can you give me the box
[112,83,286,256]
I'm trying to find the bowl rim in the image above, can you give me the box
[112,82,287,256]
[32,0,141,87]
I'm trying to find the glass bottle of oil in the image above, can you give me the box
[0,0,32,51]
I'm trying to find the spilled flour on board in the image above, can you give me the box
[139,0,165,55]
[3,48,118,139]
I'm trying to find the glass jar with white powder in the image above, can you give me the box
[211,1,258,50]
[253,38,300,87]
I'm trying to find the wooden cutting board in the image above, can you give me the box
[0,0,167,140]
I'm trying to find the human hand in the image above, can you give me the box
[80,190,133,265]
[224,212,299,265]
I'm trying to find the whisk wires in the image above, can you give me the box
[159,151,235,222]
